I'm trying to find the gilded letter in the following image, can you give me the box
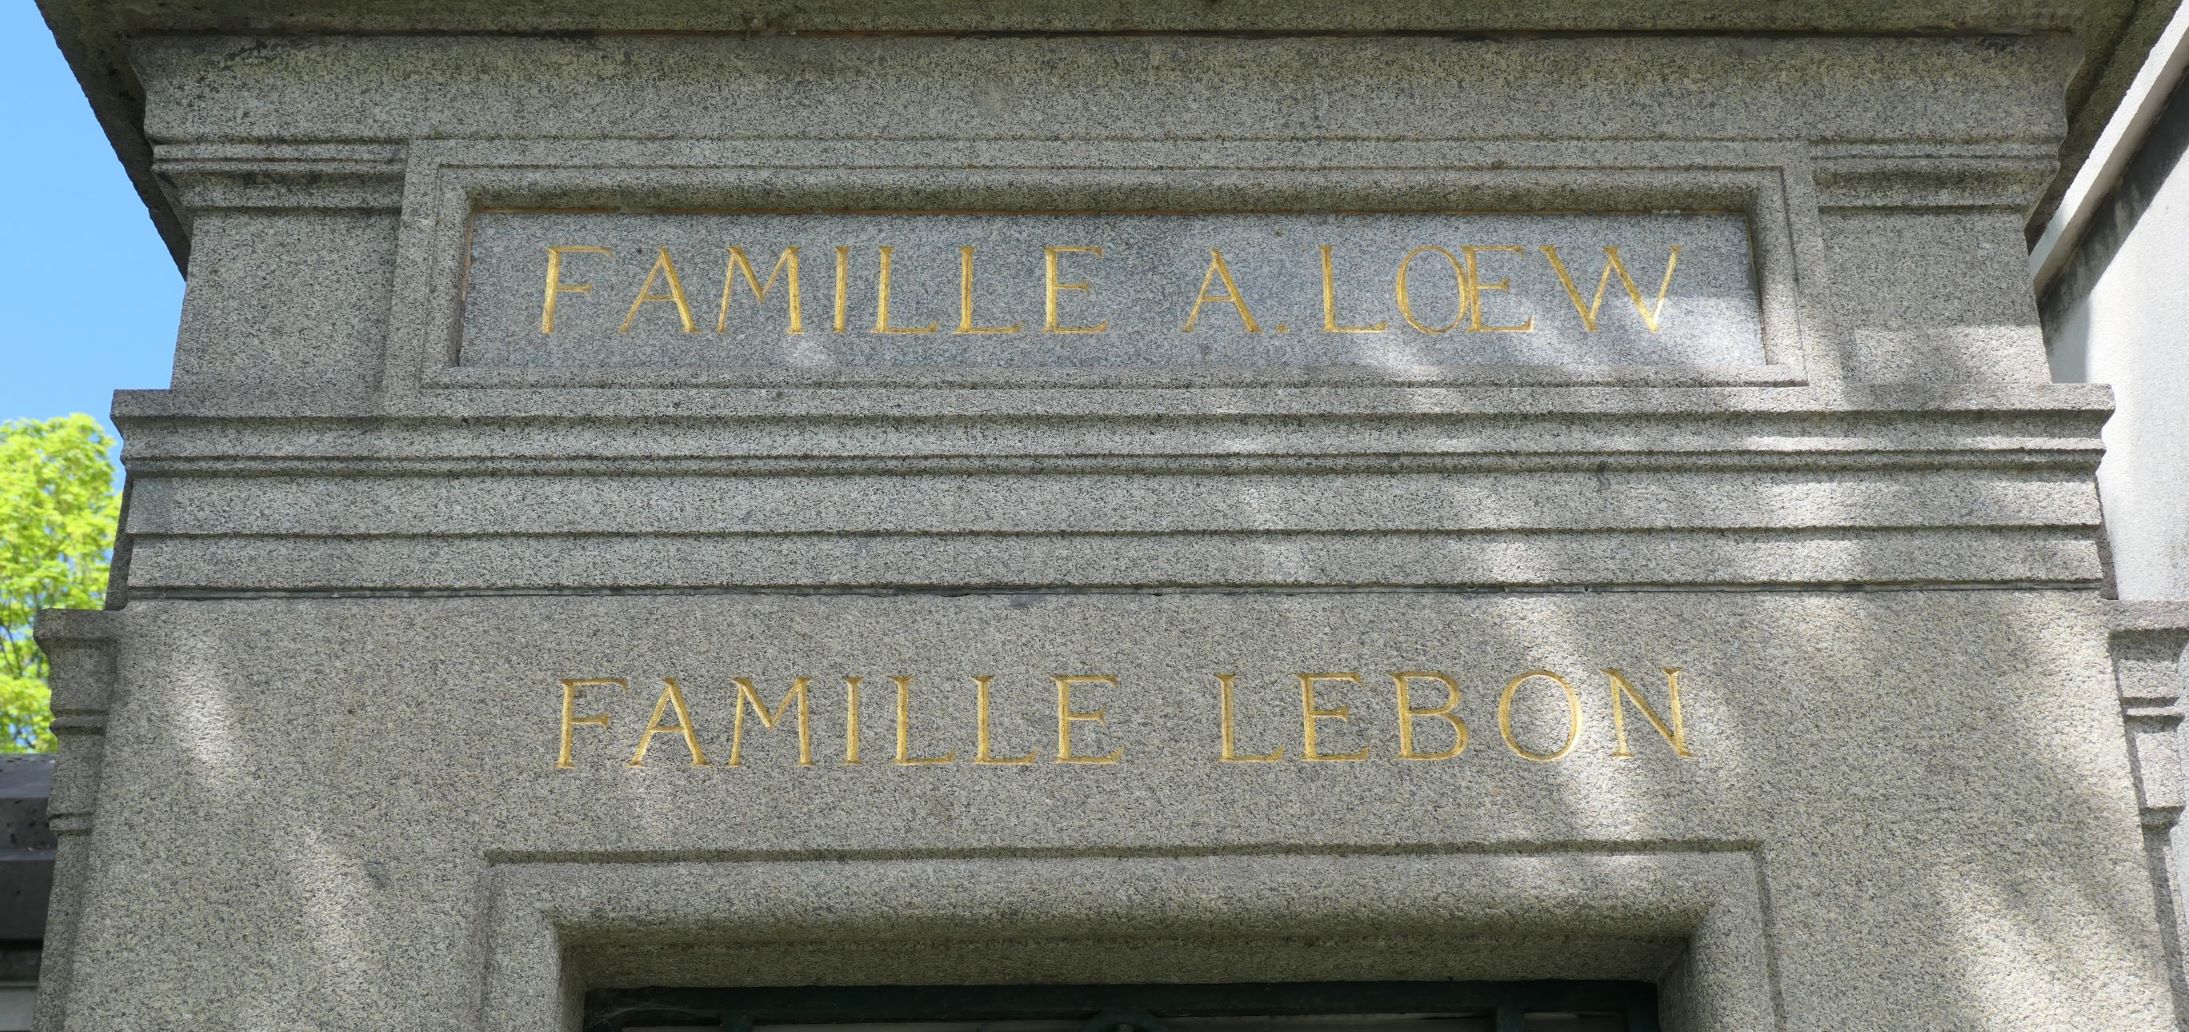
[1498,670,1580,762]
[1299,672,1371,762]
[874,246,939,334]
[1393,671,1468,761]
[1319,245,1388,333]
[1217,673,1283,763]
[892,675,957,765]
[957,247,1023,335]
[1043,246,1108,334]
[1540,245,1681,333]
[556,677,624,768]
[1182,249,1261,333]
[974,675,1036,765]
[727,677,813,767]
[844,675,864,764]
[833,245,851,333]
[1394,245,1467,334]
[619,247,698,334]
[717,246,803,334]
[1054,675,1123,764]
[1606,666,1694,758]
[540,245,610,334]
[628,677,708,767]
[1461,245,1535,333]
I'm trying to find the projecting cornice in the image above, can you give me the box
[32,0,2179,266]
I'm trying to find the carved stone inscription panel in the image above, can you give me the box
[459,211,1764,371]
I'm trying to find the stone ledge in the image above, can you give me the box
[117,528,2105,594]
[108,381,2116,419]
[2110,599,2189,632]
[121,469,2100,536]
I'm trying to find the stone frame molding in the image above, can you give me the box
[479,849,1780,1032]
[376,139,1825,395]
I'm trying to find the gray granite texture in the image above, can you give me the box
[22,14,2182,1032]
[1822,210,2056,384]
[41,0,2176,288]
[168,212,397,395]
[128,32,2080,395]
[463,212,1760,372]
[107,385,2110,593]
[38,592,2181,1030]
[133,35,2073,146]
[92,29,2119,595]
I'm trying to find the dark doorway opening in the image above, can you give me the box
[584,980,1659,1032]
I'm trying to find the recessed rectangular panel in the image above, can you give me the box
[459,211,1762,372]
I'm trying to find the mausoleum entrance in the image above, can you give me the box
[582,982,1654,1032]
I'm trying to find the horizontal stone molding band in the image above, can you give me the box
[134,36,2071,148]
[118,470,2099,537]
[118,527,2101,594]
[109,380,2115,417]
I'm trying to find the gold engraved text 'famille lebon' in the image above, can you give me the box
[974,675,1036,765]
[1216,673,1284,763]
[1299,672,1372,762]
[556,677,625,768]
[629,677,708,767]
[551,667,1696,768]
[1499,670,1582,762]
[893,675,957,765]
[843,675,864,764]
[1607,666,1693,758]
[1393,671,1468,761]
[1054,675,1124,764]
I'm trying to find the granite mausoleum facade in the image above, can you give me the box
[29,2,2189,1029]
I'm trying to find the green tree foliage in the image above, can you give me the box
[0,415,120,752]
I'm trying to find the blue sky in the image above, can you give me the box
[3,4,180,436]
